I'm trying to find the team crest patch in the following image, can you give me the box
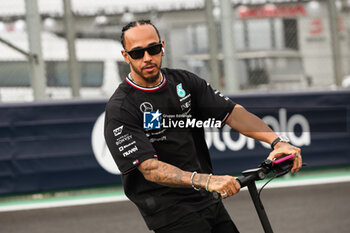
[176,83,186,98]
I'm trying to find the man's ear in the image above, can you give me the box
[161,40,165,56]
[121,50,130,64]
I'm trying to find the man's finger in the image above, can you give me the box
[267,151,284,160]
[297,154,303,171]
[292,152,302,172]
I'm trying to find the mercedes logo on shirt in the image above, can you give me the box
[140,102,154,112]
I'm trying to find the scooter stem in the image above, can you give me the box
[247,182,274,233]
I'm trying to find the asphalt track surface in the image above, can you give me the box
[1,182,349,233]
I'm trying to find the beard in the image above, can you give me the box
[142,73,159,84]
[130,61,162,85]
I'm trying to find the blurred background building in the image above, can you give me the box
[0,0,350,102]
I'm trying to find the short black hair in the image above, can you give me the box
[121,20,161,49]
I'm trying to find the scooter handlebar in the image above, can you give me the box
[213,155,305,199]
[237,154,298,188]
[237,175,255,188]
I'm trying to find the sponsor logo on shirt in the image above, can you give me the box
[149,136,167,143]
[118,140,136,152]
[143,110,162,129]
[140,102,153,112]
[113,125,123,137]
[115,134,133,146]
[122,145,139,157]
[179,93,191,102]
[213,88,230,101]
[180,100,191,111]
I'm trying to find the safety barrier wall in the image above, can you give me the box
[0,100,118,195]
[0,91,349,195]
[210,91,350,174]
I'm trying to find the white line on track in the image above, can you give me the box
[0,175,349,213]
[254,175,350,189]
[0,195,129,212]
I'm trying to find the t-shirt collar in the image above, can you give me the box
[125,72,166,91]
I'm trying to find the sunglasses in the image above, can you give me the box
[125,43,163,59]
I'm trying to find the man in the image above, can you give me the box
[104,20,302,233]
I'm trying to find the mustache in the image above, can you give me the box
[142,63,157,69]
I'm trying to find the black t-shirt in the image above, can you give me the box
[104,68,236,230]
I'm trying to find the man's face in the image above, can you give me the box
[122,25,164,84]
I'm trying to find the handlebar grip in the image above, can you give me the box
[213,173,266,199]
[236,175,254,188]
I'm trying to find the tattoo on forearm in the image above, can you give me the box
[138,159,237,194]
[139,159,198,188]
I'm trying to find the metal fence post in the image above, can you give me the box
[220,0,239,93]
[63,0,81,98]
[205,0,221,91]
[327,0,343,87]
[25,0,47,101]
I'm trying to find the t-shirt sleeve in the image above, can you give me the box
[104,107,157,174]
[187,72,236,126]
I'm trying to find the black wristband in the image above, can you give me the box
[271,136,290,149]
[271,137,281,149]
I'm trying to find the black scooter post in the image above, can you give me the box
[237,165,274,233]
[236,157,301,233]
[246,182,273,233]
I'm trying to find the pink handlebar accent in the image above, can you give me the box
[273,154,294,164]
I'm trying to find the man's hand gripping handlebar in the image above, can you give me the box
[237,154,306,187]
[211,154,306,199]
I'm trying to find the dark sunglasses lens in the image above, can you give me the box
[128,44,162,59]
[129,50,144,59]
[147,44,162,55]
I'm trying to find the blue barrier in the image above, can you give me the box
[0,91,349,195]
[0,100,118,195]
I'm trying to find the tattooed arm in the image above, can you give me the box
[137,158,240,198]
